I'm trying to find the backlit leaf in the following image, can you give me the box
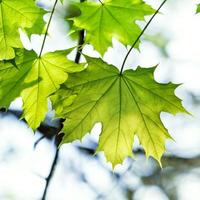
[0,0,45,60]
[72,0,155,55]
[52,57,187,167]
[0,49,84,129]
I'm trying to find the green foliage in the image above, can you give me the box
[0,0,190,167]
[0,0,45,60]
[0,49,84,129]
[52,57,187,167]
[0,50,36,108]
[72,0,155,55]
[21,50,84,129]
[197,4,200,13]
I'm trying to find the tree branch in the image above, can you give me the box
[75,0,86,63]
[40,0,87,197]
[75,29,85,63]
[41,147,59,200]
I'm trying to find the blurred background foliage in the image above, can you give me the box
[1,0,200,199]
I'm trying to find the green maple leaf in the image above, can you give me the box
[0,0,45,60]
[0,50,36,108]
[72,0,155,55]
[0,49,84,129]
[52,57,187,167]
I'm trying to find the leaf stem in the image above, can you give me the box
[120,0,167,74]
[38,0,59,58]
[98,0,104,5]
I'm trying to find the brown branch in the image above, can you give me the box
[41,148,59,200]
[34,136,46,149]
[74,0,86,64]
[75,29,85,63]
[40,0,87,196]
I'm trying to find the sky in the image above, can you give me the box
[1,0,200,199]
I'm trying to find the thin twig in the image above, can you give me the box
[120,0,167,74]
[34,0,60,199]
[41,147,59,200]
[40,0,87,198]
[34,136,46,149]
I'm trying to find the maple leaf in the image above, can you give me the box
[0,50,36,108]
[0,49,84,129]
[72,0,155,55]
[0,0,45,60]
[52,57,188,167]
